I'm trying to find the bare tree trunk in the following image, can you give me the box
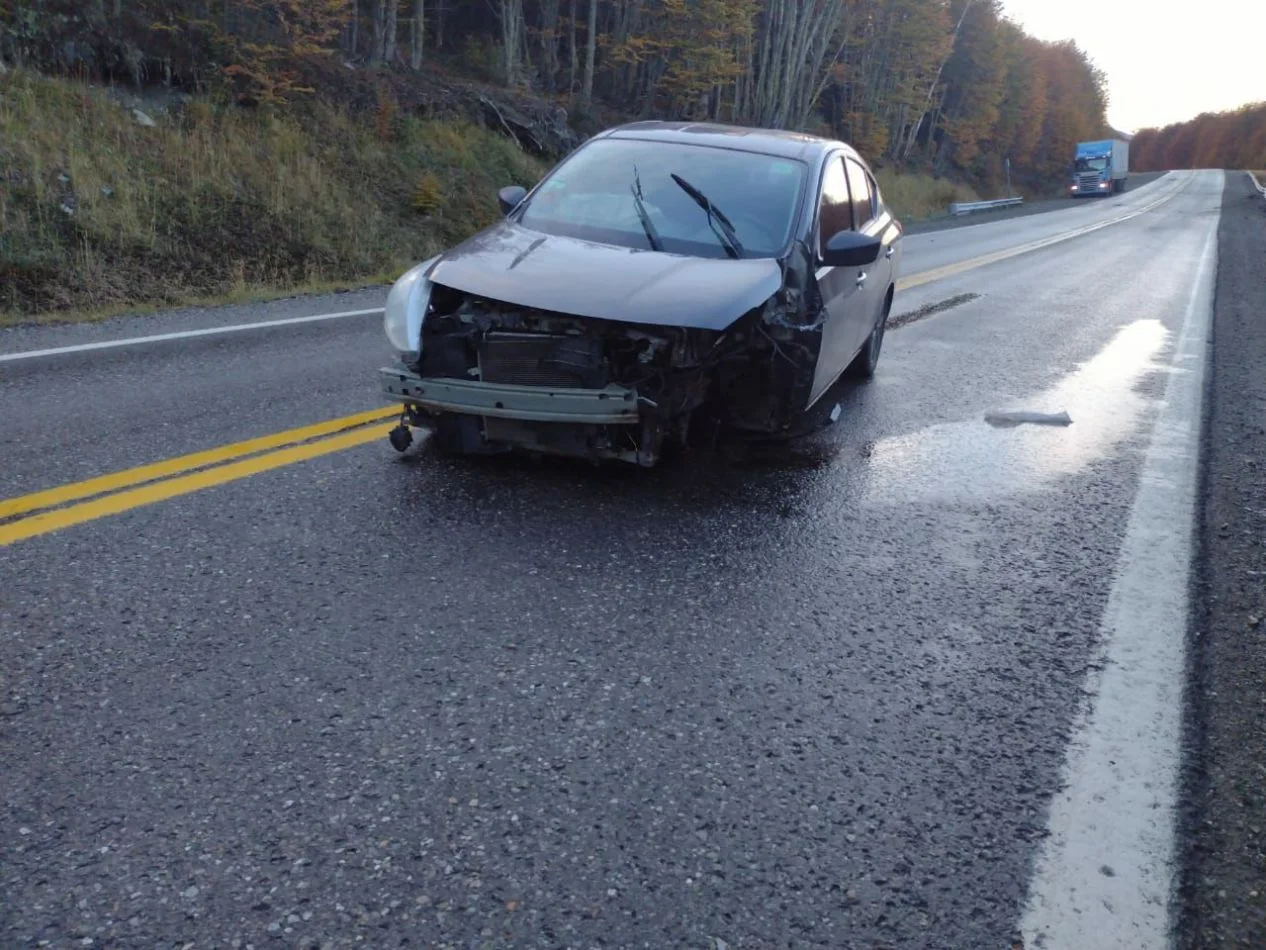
[370,0,387,64]
[797,29,850,130]
[579,0,597,108]
[740,0,842,129]
[538,0,560,92]
[435,0,446,49]
[495,0,526,85]
[349,0,360,58]
[901,0,974,161]
[568,0,577,95]
[385,0,399,65]
[410,0,424,69]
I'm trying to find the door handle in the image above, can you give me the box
[856,272,868,288]
[885,246,895,259]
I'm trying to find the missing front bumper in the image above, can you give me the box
[379,367,640,425]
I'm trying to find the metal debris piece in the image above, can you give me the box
[984,410,1073,428]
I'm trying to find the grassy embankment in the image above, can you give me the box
[0,69,544,325]
[1,70,984,326]
[874,169,979,221]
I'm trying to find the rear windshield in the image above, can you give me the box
[515,138,808,260]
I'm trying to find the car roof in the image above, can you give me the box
[598,121,851,163]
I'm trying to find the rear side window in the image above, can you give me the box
[845,159,874,229]
[817,157,852,249]
[865,169,882,216]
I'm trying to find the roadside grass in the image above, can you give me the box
[0,69,545,323]
[874,169,980,222]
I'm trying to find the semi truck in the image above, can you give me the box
[1070,139,1129,196]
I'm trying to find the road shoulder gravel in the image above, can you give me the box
[1180,171,1266,947]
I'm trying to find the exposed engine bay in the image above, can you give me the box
[384,277,826,467]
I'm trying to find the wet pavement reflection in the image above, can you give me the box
[858,319,1170,503]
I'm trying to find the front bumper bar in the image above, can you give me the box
[380,367,640,425]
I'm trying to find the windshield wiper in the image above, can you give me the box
[630,165,664,252]
[670,173,743,259]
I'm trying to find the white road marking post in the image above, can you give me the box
[1019,179,1222,949]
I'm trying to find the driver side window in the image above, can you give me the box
[817,157,852,253]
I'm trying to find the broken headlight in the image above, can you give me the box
[384,256,439,356]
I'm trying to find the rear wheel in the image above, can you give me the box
[846,290,892,380]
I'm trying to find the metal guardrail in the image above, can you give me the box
[948,196,1025,216]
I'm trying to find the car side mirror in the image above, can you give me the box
[498,185,527,216]
[821,230,882,268]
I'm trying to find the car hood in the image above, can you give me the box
[426,221,784,331]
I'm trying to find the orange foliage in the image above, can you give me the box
[215,0,349,103]
[1132,102,1266,171]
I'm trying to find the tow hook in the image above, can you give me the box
[388,421,413,453]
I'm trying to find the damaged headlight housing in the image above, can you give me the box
[384,256,439,356]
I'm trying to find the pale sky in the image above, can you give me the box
[1000,0,1265,133]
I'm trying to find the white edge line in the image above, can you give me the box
[0,307,385,364]
[1018,175,1220,950]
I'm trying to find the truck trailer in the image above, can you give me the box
[1070,139,1129,196]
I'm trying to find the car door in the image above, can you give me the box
[842,157,888,354]
[866,166,902,290]
[808,155,870,406]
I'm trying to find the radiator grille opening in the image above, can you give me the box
[478,332,605,388]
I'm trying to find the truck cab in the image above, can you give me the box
[1070,139,1129,196]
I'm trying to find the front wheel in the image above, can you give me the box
[846,292,892,380]
[430,415,506,457]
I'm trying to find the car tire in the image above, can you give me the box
[431,415,501,456]
[846,292,892,380]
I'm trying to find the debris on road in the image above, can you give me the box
[888,292,981,330]
[984,410,1073,428]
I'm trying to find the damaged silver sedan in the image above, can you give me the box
[379,121,902,466]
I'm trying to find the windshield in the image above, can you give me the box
[516,138,807,259]
[1076,156,1109,172]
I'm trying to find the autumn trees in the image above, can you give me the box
[1132,103,1266,172]
[1,0,1113,188]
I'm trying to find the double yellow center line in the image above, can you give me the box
[0,408,397,547]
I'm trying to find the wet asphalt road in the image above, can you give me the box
[0,171,1227,949]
